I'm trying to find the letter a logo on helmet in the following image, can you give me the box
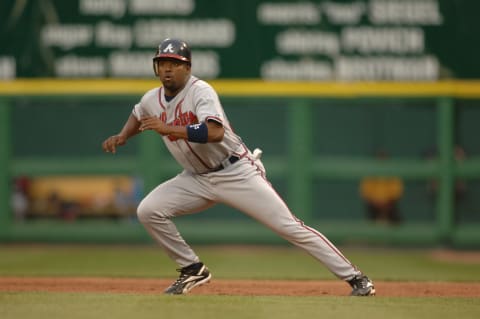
[163,44,175,53]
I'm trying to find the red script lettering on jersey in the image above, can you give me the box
[159,111,198,141]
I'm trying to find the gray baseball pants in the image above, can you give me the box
[137,157,361,280]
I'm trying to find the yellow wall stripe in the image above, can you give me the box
[1,79,480,97]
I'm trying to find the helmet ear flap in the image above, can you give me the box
[153,59,159,76]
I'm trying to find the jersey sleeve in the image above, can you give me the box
[132,103,143,120]
[132,88,157,120]
[193,85,225,126]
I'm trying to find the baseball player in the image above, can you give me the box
[102,38,375,296]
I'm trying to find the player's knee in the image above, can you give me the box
[136,200,155,223]
[136,199,170,223]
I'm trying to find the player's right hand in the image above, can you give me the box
[102,134,126,154]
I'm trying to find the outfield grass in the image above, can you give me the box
[0,245,479,319]
[0,245,478,281]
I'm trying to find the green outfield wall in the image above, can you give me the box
[1,80,480,246]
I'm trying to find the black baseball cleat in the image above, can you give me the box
[164,262,212,295]
[348,274,376,296]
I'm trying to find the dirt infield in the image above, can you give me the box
[1,277,479,297]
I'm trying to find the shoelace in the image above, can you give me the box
[351,276,368,289]
[357,278,369,288]
[171,270,190,286]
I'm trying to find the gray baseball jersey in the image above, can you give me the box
[132,75,246,174]
[134,76,362,281]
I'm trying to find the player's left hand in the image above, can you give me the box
[102,134,127,154]
[139,116,168,135]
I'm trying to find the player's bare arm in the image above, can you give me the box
[102,114,141,153]
[139,116,224,143]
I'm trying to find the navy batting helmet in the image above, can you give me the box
[153,38,191,75]
[154,38,191,63]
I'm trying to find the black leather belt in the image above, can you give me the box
[211,155,240,172]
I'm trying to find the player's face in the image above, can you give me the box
[156,59,191,96]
